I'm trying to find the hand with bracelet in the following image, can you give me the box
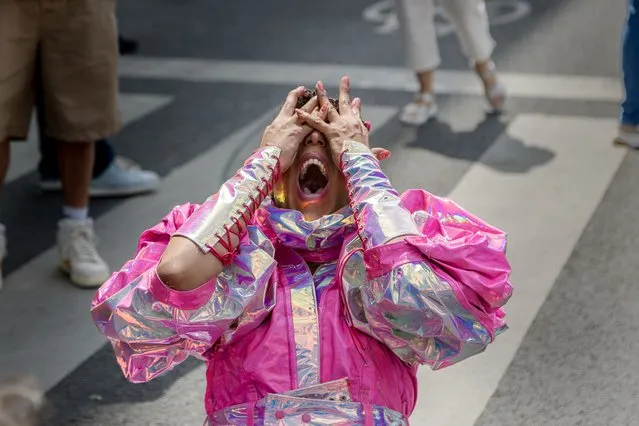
[92,77,512,426]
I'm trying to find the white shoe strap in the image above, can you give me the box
[416,92,435,104]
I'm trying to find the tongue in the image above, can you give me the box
[300,165,327,195]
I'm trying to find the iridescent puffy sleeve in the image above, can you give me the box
[91,150,280,383]
[339,141,513,369]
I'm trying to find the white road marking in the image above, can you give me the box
[119,57,622,102]
[410,114,624,426]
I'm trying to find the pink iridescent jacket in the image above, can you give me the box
[92,144,513,425]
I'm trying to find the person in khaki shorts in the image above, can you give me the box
[0,0,121,289]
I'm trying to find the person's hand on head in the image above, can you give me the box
[260,86,327,173]
[294,77,370,166]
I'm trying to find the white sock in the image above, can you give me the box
[62,205,89,221]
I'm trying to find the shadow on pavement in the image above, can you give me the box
[407,113,555,173]
[46,344,202,424]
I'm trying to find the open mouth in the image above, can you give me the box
[298,157,329,198]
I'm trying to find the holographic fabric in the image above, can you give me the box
[174,146,280,262]
[339,141,420,248]
[289,284,321,388]
[205,379,408,426]
[92,144,513,424]
[254,200,354,254]
[339,143,512,367]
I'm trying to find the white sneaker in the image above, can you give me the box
[613,126,639,149]
[0,223,6,292]
[41,156,160,197]
[57,218,110,288]
[399,93,438,126]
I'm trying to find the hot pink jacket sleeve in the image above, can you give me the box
[339,142,513,369]
[91,201,277,383]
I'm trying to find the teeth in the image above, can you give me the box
[300,158,327,178]
[303,187,312,195]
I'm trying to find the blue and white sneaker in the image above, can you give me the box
[613,126,639,149]
[40,156,160,197]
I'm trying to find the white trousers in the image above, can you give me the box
[395,0,496,71]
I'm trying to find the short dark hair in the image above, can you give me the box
[296,89,368,126]
[296,89,340,111]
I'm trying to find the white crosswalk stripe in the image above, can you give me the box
[119,57,622,102]
[414,114,623,425]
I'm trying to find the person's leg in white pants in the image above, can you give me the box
[442,0,505,110]
[396,0,506,125]
[441,0,495,64]
[395,0,440,124]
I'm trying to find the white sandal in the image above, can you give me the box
[475,62,507,112]
[399,92,438,126]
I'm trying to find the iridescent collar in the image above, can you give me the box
[254,199,355,263]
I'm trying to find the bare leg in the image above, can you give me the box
[416,69,435,95]
[57,141,94,208]
[474,60,497,89]
[473,59,505,111]
[56,140,110,288]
